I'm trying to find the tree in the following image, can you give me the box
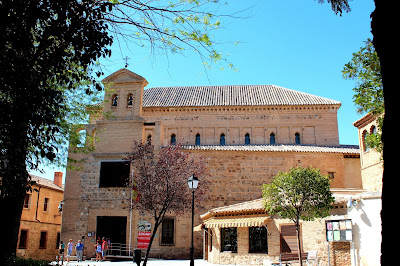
[127,141,209,266]
[104,0,237,69]
[261,167,335,266]
[0,1,113,261]
[343,38,383,154]
[0,1,234,260]
[317,0,396,263]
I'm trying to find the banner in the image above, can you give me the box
[138,222,152,249]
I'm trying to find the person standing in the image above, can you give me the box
[66,239,73,262]
[101,237,109,260]
[75,240,84,262]
[57,241,65,265]
[94,240,102,262]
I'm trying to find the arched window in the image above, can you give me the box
[195,134,201,145]
[111,94,118,108]
[270,133,276,145]
[362,130,369,152]
[77,130,87,147]
[245,133,250,145]
[220,134,225,146]
[370,125,377,135]
[295,132,301,145]
[170,134,176,145]
[127,94,134,107]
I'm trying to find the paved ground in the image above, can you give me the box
[50,259,253,266]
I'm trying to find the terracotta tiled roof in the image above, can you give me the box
[182,144,360,155]
[201,189,367,220]
[143,85,341,108]
[200,198,266,220]
[29,174,64,192]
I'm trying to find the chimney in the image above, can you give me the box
[54,172,63,188]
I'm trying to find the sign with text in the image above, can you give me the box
[138,222,152,249]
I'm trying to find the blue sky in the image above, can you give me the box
[31,0,375,181]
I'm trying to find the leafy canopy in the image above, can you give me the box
[262,167,335,223]
[342,39,383,153]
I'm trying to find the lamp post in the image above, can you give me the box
[188,174,199,266]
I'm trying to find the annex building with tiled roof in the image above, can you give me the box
[61,68,363,263]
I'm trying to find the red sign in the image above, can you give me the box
[138,222,152,249]
[138,231,151,249]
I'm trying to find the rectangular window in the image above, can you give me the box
[221,227,237,253]
[99,161,130,187]
[43,198,49,212]
[161,218,174,245]
[18,230,28,249]
[249,227,268,253]
[23,194,31,209]
[39,231,47,249]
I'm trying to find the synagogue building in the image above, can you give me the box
[61,68,364,264]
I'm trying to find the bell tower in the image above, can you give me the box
[102,68,148,120]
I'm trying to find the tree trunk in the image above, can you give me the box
[0,111,30,262]
[296,223,303,266]
[371,1,395,265]
[142,219,161,266]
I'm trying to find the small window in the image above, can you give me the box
[18,230,28,249]
[370,125,377,135]
[99,161,130,187]
[111,94,118,108]
[328,172,335,179]
[249,227,268,253]
[270,133,276,145]
[295,132,301,145]
[220,134,225,146]
[39,231,47,249]
[147,134,152,144]
[23,194,31,209]
[245,133,250,145]
[161,218,174,245]
[221,227,237,253]
[195,134,201,145]
[362,130,369,152]
[77,130,87,148]
[127,94,134,107]
[43,198,49,212]
[170,134,176,145]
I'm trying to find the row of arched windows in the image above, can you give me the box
[111,94,134,108]
[168,132,302,145]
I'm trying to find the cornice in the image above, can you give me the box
[142,104,340,116]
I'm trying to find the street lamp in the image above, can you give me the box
[188,174,199,266]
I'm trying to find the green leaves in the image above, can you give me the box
[107,0,235,70]
[262,167,335,223]
[343,39,383,153]
[343,39,383,116]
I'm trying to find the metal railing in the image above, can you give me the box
[104,243,161,259]
[104,242,133,257]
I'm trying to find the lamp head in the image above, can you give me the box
[187,175,199,191]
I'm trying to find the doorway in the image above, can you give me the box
[97,216,127,255]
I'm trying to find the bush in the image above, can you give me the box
[5,256,49,266]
